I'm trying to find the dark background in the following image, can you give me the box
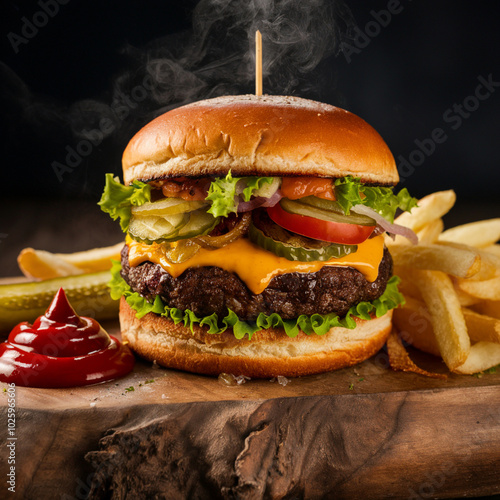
[0,0,499,274]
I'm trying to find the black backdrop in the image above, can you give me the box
[1,0,499,203]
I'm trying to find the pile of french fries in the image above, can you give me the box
[387,190,500,374]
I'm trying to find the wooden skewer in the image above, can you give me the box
[255,30,262,96]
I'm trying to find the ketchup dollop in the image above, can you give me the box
[0,288,134,387]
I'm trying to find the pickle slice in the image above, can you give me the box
[128,209,218,244]
[0,271,117,332]
[280,198,375,226]
[297,196,344,213]
[131,198,206,216]
[248,223,357,262]
[176,209,219,240]
[128,213,189,243]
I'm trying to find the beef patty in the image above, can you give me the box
[120,243,393,321]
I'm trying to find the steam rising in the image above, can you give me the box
[107,0,354,127]
[1,0,354,195]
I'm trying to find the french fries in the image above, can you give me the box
[456,276,500,301]
[390,191,500,374]
[387,329,447,379]
[393,296,440,356]
[18,243,123,280]
[485,244,500,258]
[438,218,500,248]
[390,244,480,278]
[462,308,500,344]
[393,190,456,232]
[471,300,500,320]
[415,218,444,245]
[387,190,456,247]
[17,249,83,280]
[394,296,500,346]
[453,342,500,375]
[402,269,470,370]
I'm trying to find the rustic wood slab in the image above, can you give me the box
[1,321,500,499]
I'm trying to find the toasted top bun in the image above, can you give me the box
[122,95,398,186]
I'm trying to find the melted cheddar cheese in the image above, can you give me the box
[127,235,384,295]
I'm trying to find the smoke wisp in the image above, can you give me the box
[1,0,354,196]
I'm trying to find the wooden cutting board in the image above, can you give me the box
[1,320,500,499]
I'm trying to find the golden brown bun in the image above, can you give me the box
[122,95,398,186]
[120,297,393,378]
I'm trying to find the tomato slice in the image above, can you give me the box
[266,204,375,245]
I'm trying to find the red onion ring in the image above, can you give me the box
[351,204,419,244]
[237,190,282,212]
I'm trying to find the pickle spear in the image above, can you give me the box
[0,271,118,333]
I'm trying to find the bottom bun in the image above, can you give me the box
[120,298,393,378]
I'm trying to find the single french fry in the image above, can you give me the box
[453,342,500,374]
[18,243,123,280]
[471,249,500,281]
[456,276,500,301]
[437,242,499,280]
[439,218,500,248]
[471,300,500,320]
[54,243,124,273]
[17,248,84,280]
[390,244,480,278]
[394,190,456,233]
[462,308,500,344]
[406,269,470,370]
[454,287,482,307]
[484,244,500,258]
[393,265,423,300]
[392,296,440,356]
[387,329,447,379]
[416,218,444,244]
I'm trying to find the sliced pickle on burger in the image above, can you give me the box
[296,196,344,214]
[280,198,375,226]
[175,209,219,240]
[128,213,189,243]
[129,209,218,244]
[131,197,206,216]
[249,223,357,262]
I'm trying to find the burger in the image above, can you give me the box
[99,95,417,378]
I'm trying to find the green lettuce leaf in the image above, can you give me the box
[334,176,418,223]
[98,174,151,232]
[205,171,239,217]
[241,176,275,201]
[206,171,275,217]
[110,260,405,340]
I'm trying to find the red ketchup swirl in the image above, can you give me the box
[0,288,134,387]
